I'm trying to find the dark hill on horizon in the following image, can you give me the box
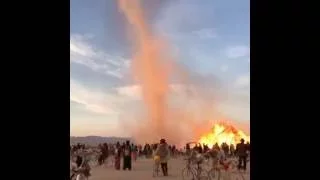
[70,136,134,146]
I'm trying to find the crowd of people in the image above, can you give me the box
[70,139,250,179]
[186,139,250,171]
[70,139,175,179]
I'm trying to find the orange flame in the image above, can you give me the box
[198,122,250,148]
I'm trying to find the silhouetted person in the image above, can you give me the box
[198,144,203,154]
[138,145,143,157]
[230,144,235,157]
[132,145,138,161]
[246,142,250,152]
[123,140,132,170]
[213,143,219,150]
[222,143,229,157]
[236,139,248,171]
[115,142,121,170]
[172,145,176,157]
[97,144,105,165]
[186,143,191,156]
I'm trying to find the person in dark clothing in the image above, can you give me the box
[171,145,176,157]
[236,139,248,171]
[98,144,106,166]
[115,142,121,170]
[145,144,152,158]
[198,144,203,154]
[138,145,142,157]
[246,142,250,162]
[132,145,138,161]
[123,140,132,170]
[194,144,198,152]
[143,144,147,156]
[222,143,230,157]
[230,144,235,157]
[203,144,208,153]
[246,142,250,152]
[76,155,83,168]
[186,143,191,156]
[103,143,109,163]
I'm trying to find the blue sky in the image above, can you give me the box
[70,0,250,136]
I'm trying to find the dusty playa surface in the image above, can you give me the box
[88,157,250,180]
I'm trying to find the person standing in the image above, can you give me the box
[154,139,170,176]
[236,139,248,171]
[230,144,235,157]
[222,143,230,157]
[186,143,191,156]
[114,142,121,170]
[132,145,138,161]
[123,140,132,170]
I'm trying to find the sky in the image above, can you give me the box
[70,0,250,137]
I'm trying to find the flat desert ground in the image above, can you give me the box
[87,157,250,180]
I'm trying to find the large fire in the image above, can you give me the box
[198,122,250,148]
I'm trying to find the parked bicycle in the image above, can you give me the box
[182,154,209,180]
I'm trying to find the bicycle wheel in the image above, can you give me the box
[207,168,220,180]
[182,167,196,180]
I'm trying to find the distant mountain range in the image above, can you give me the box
[70,136,134,146]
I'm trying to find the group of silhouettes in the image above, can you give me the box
[70,138,250,179]
[186,139,250,171]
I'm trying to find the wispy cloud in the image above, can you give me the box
[116,85,142,100]
[70,34,129,79]
[192,28,218,39]
[234,74,250,88]
[226,45,250,59]
[70,79,122,115]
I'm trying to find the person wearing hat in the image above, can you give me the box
[154,138,170,176]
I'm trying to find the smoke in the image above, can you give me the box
[117,0,249,145]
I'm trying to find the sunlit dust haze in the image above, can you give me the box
[117,0,249,146]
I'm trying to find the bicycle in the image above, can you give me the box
[208,157,246,180]
[182,157,196,180]
[181,156,209,180]
[194,160,210,180]
[207,158,221,180]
